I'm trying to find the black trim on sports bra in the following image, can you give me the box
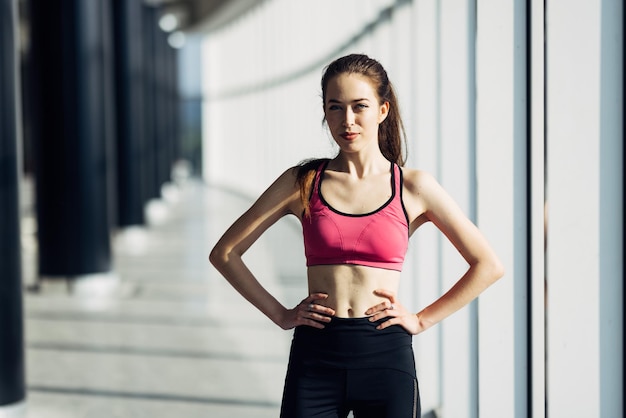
[317,161,397,218]
[398,167,410,227]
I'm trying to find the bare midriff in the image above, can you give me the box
[307,264,401,318]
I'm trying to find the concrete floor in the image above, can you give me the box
[20,179,309,418]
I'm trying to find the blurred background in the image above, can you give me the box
[0,0,623,417]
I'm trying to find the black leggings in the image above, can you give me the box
[280,317,420,418]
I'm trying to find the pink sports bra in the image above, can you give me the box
[301,160,410,271]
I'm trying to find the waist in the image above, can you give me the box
[307,264,400,318]
[295,316,411,346]
[291,317,415,373]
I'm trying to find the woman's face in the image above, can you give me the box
[324,73,389,154]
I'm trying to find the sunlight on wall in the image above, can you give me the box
[198,1,624,417]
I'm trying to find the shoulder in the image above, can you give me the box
[264,165,301,198]
[399,168,442,231]
[401,167,440,198]
[242,166,299,210]
[401,166,472,230]
[219,165,303,229]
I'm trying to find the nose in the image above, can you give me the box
[342,107,355,128]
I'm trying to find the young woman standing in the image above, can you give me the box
[210,54,504,418]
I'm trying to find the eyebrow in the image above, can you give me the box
[327,98,371,104]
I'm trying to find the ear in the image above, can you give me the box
[378,101,390,124]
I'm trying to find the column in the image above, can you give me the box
[0,0,26,412]
[154,27,172,188]
[29,0,114,277]
[112,0,146,226]
[167,42,180,172]
[141,5,160,200]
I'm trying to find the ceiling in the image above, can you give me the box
[143,0,261,33]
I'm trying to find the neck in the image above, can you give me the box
[332,151,390,178]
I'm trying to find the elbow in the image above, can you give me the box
[474,256,505,285]
[209,244,229,270]
[210,237,246,272]
[490,258,505,282]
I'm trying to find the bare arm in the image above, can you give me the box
[369,169,504,334]
[209,167,334,329]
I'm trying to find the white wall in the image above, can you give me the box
[201,0,391,196]
[199,0,624,416]
[545,1,623,417]
[475,1,527,416]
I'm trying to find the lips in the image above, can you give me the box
[340,132,358,141]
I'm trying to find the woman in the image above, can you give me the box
[210,54,504,418]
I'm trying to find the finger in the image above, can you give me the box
[375,317,399,330]
[368,312,383,322]
[306,293,329,302]
[364,300,394,316]
[310,312,332,323]
[300,306,332,322]
[304,295,336,317]
[372,288,396,302]
[306,304,334,321]
[298,311,329,328]
[368,310,394,323]
[302,319,326,329]
[308,304,336,317]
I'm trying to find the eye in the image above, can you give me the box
[328,104,342,111]
[355,103,369,109]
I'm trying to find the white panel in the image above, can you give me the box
[389,0,415,310]
[529,1,546,417]
[411,0,442,414]
[546,0,624,417]
[369,18,392,64]
[438,1,476,417]
[388,2,443,415]
[388,3,416,152]
[475,0,525,417]
[545,2,600,417]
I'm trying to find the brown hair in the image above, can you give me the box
[297,54,407,216]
